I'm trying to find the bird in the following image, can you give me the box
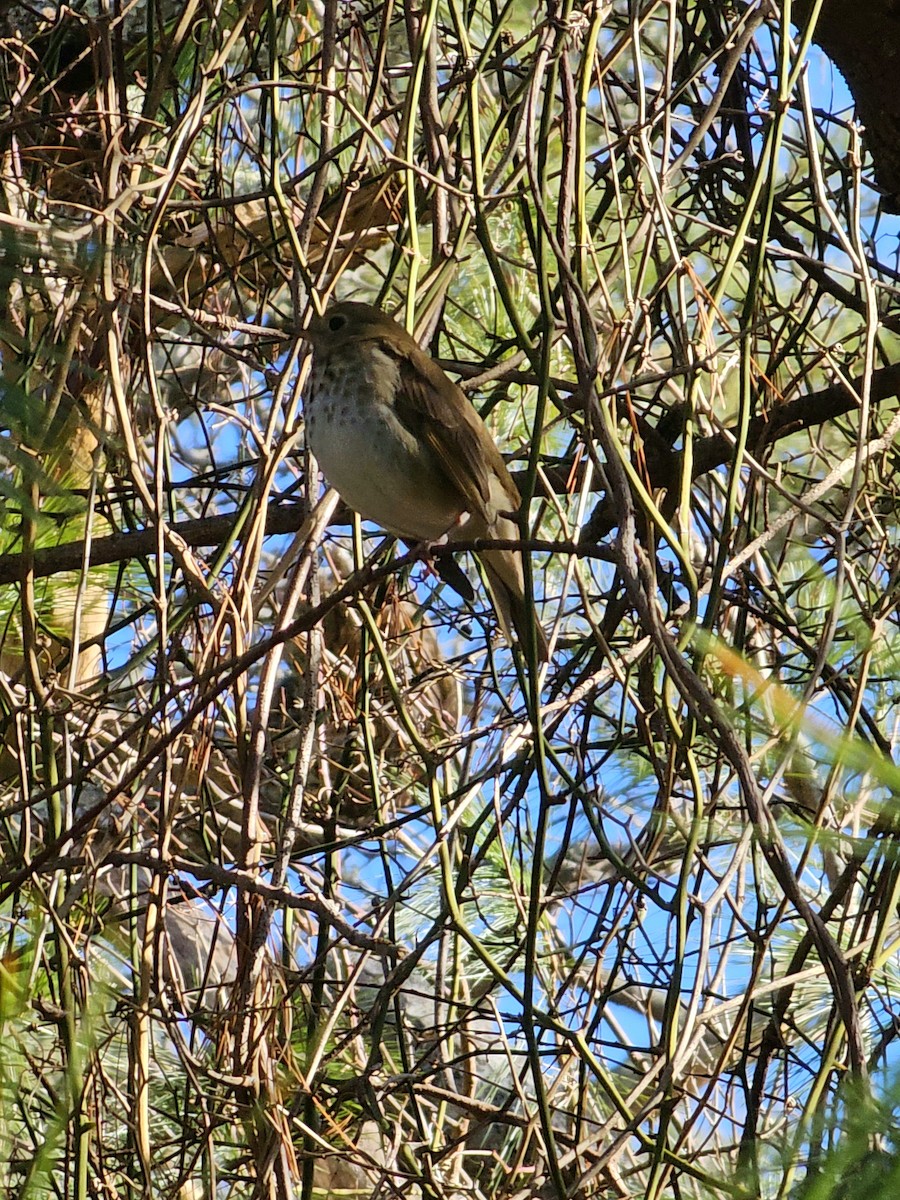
[303,300,549,661]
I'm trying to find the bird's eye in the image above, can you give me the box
[328,314,346,333]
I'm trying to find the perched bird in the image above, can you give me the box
[304,301,549,660]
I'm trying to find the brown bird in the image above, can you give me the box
[304,301,549,660]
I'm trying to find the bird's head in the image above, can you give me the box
[305,301,399,350]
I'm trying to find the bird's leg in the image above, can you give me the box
[409,509,472,558]
[434,509,471,546]
[405,511,475,602]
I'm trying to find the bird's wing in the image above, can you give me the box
[390,341,522,521]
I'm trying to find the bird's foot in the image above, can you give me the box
[405,521,476,603]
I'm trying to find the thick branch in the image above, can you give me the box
[0,503,310,585]
[795,0,900,211]
[690,362,900,480]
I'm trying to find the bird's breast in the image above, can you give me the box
[305,343,468,541]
